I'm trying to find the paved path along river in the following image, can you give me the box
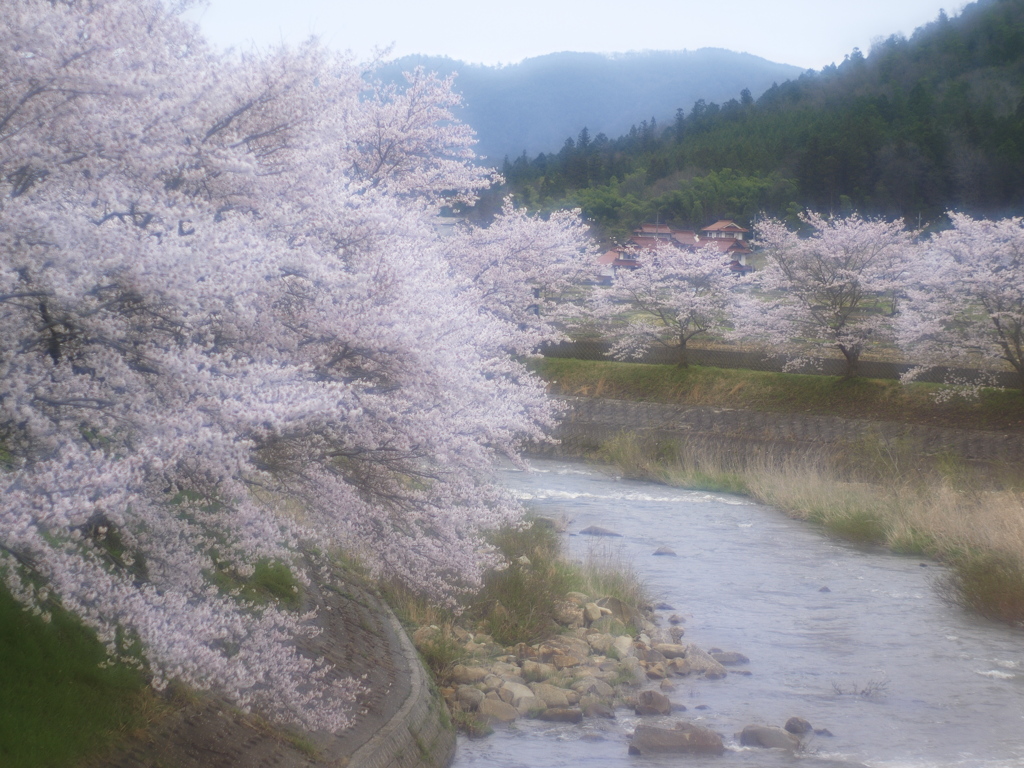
[453,458,1024,768]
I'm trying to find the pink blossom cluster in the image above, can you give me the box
[731,212,915,378]
[596,211,1024,391]
[897,213,1024,393]
[592,243,736,366]
[0,0,591,729]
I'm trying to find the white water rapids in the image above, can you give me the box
[451,459,1024,768]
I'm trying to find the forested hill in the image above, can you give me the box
[498,0,1024,238]
[376,50,802,162]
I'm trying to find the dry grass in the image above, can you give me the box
[601,432,1024,624]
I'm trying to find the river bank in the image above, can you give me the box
[451,458,1024,768]
[413,572,814,756]
[535,395,1024,625]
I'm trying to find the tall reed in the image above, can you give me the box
[600,432,1024,624]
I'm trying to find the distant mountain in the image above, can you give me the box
[499,0,1024,235]
[376,50,804,162]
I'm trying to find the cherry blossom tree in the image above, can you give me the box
[444,199,598,355]
[592,244,738,367]
[1,0,564,730]
[733,212,915,377]
[898,213,1024,393]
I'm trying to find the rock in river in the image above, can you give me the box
[738,724,800,749]
[628,724,725,755]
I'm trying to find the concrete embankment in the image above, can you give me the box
[537,395,1024,468]
[99,570,454,768]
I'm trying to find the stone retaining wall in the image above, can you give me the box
[99,570,455,768]
[346,603,455,768]
[536,396,1024,469]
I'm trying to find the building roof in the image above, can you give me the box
[671,231,700,247]
[637,224,676,235]
[701,220,749,234]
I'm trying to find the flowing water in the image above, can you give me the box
[451,458,1024,768]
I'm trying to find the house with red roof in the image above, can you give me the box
[598,220,754,280]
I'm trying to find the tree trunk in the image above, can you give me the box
[676,336,689,368]
[839,345,860,378]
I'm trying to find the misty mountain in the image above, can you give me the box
[377,50,803,162]
[501,0,1024,235]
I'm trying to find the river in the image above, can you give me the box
[451,458,1024,768]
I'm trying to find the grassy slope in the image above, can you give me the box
[0,588,158,768]
[0,558,300,768]
[533,357,1024,432]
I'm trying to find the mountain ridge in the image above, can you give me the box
[376,49,804,161]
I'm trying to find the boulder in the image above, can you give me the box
[579,525,622,536]
[412,625,442,648]
[668,614,685,625]
[450,664,489,685]
[669,627,686,643]
[611,635,635,659]
[628,724,725,756]
[478,698,518,723]
[520,659,557,682]
[572,677,615,698]
[652,546,677,556]
[500,681,535,707]
[596,596,646,628]
[738,725,800,750]
[634,689,672,716]
[617,656,647,686]
[583,602,604,624]
[636,646,666,664]
[684,645,728,679]
[667,658,693,676]
[586,632,615,654]
[551,653,585,670]
[538,636,591,660]
[529,682,570,708]
[659,679,676,692]
[581,698,616,719]
[455,685,484,710]
[515,695,543,716]
[553,600,584,627]
[644,662,669,680]
[539,707,584,723]
[652,643,688,659]
[590,616,627,636]
[482,674,503,691]
[491,661,522,678]
[785,716,813,735]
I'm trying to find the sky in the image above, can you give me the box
[187,0,966,71]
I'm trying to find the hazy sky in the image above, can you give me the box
[188,0,965,70]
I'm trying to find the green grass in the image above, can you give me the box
[0,586,161,768]
[533,357,1024,432]
[468,516,648,646]
[468,519,582,645]
[207,558,302,609]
